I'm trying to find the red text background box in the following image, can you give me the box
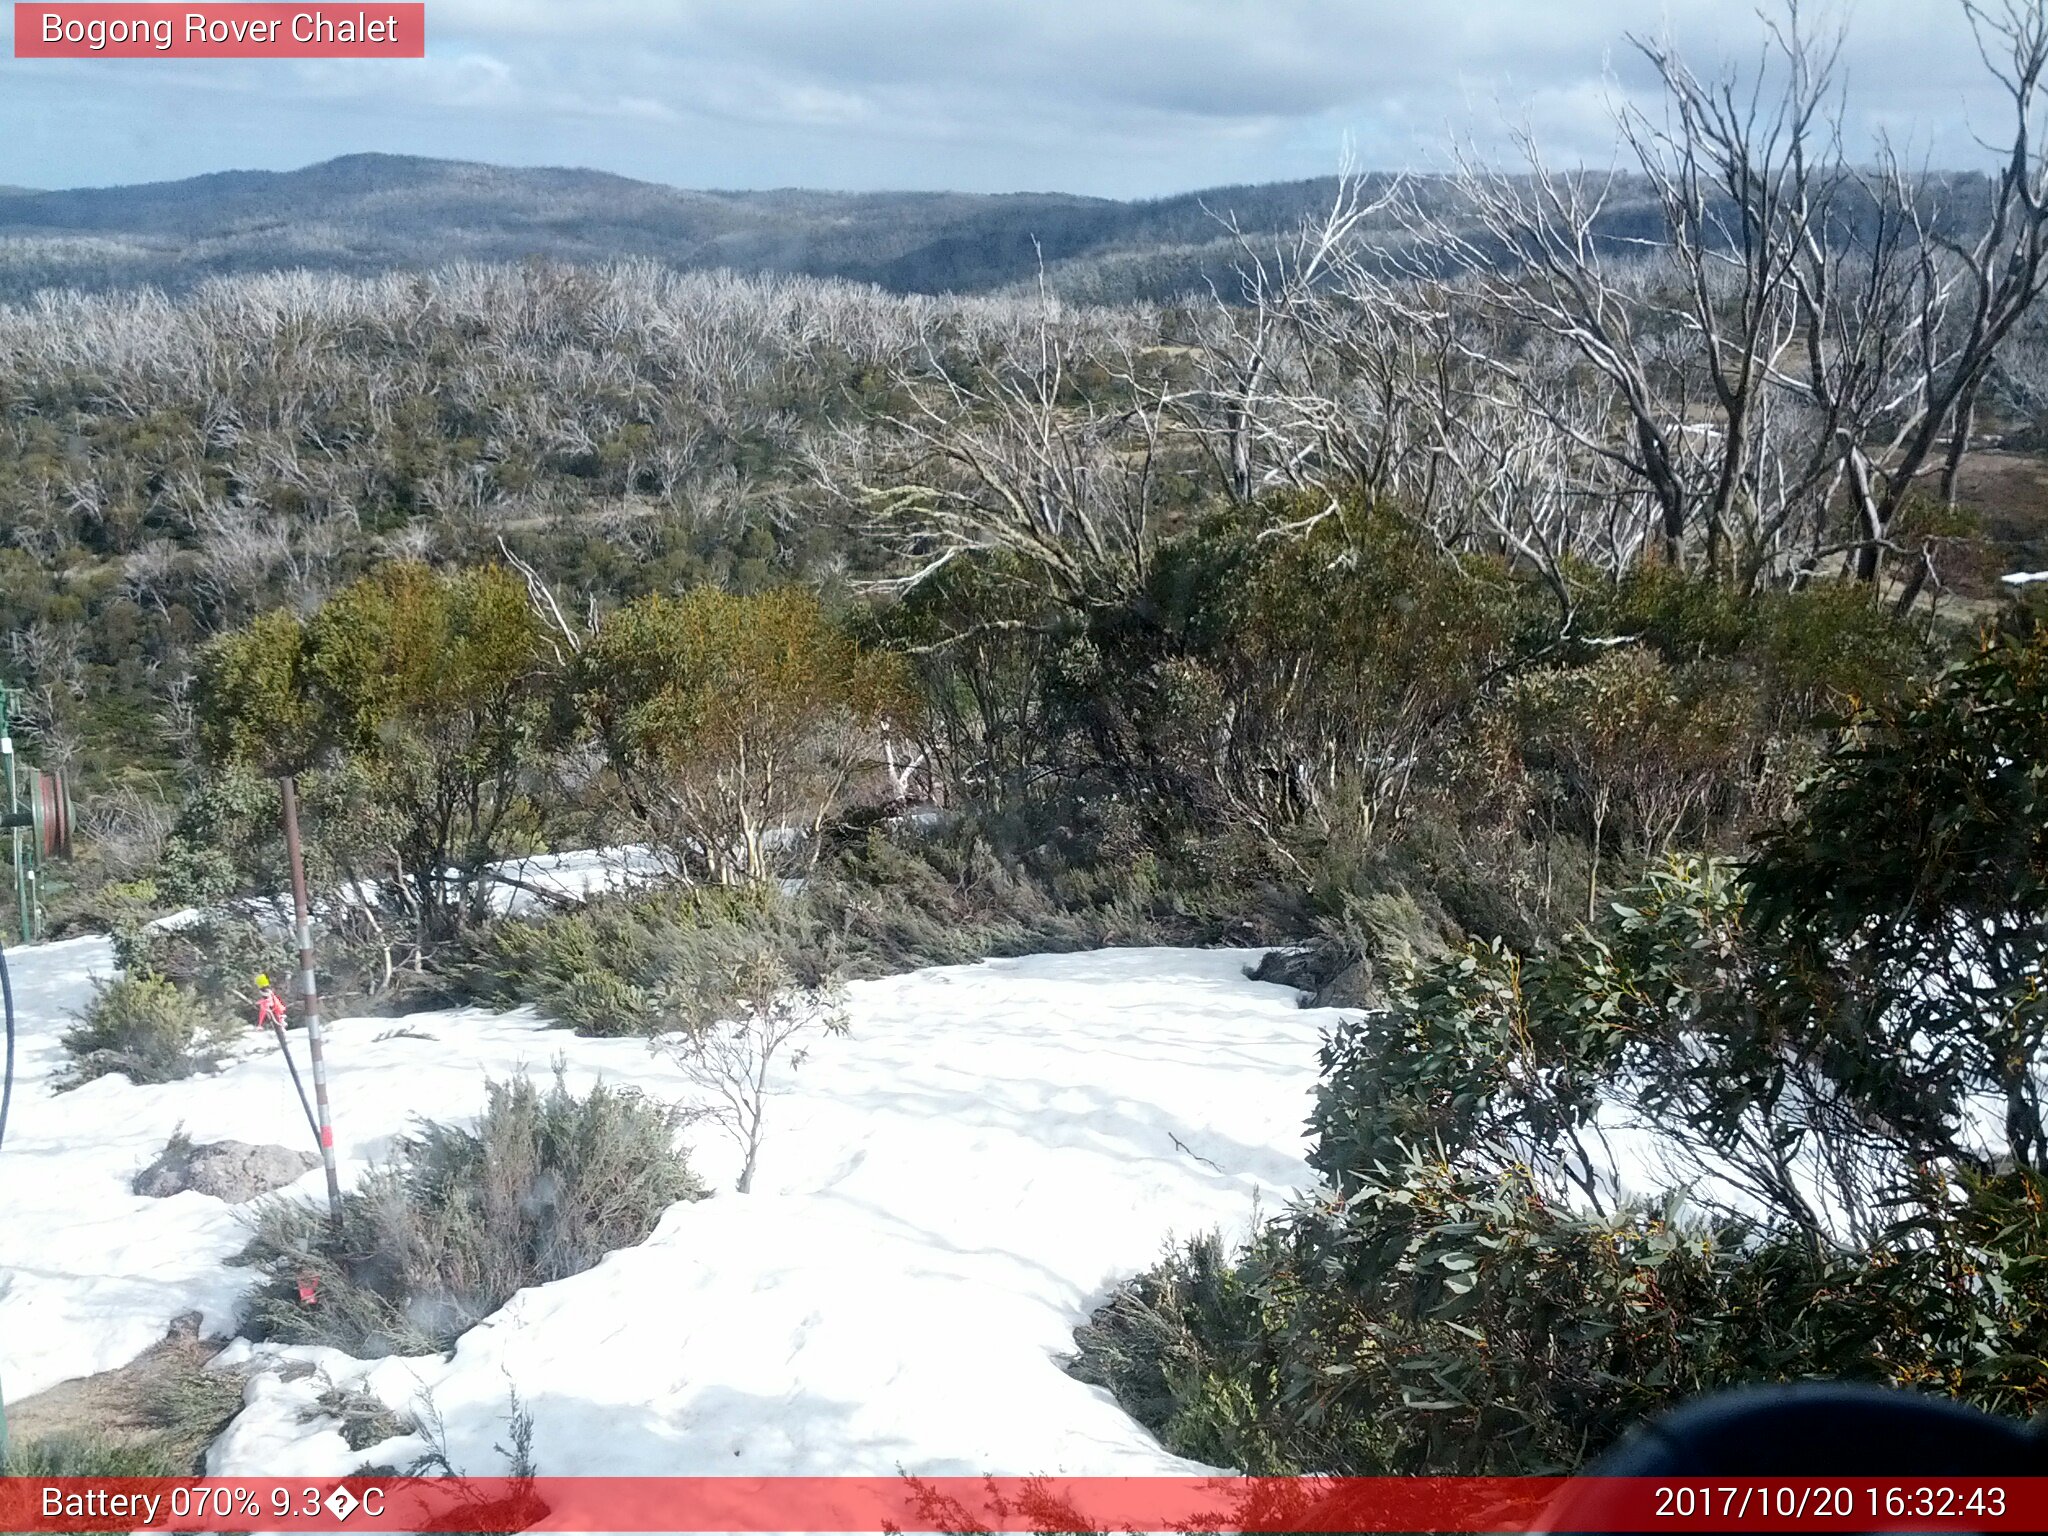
[15,4,426,58]
[6,1476,2048,1532]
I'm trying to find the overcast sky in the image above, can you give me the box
[0,1,2027,197]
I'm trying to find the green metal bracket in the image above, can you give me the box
[1,683,28,945]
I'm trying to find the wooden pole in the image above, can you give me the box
[280,775,344,1227]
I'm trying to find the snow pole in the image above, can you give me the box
[280,776,344,1229]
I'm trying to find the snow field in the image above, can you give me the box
[0,938,1332,1479]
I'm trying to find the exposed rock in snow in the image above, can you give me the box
[133,1137,319,1203]
[1249,942,1389,1011]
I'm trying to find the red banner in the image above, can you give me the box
[1,1475,2044,1532]
[13,4,425,58]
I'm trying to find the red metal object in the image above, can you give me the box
[255,987,288,1032]
[29,769,70,861]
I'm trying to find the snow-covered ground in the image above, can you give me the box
[0,936,1332,1478]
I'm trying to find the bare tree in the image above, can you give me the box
[1632,0,2048,587]
[659,955,846,1195]
[1308,0,2048,592]
[1181,165,1412,508]
[855,286,1175,608]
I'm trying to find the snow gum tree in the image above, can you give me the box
[577,586,913,885]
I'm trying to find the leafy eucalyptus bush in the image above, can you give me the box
[1743,620,2048,1178]
[194,562,563,951]
[1075,1157,2048,1476]
[1120,495,1533,857]
[576,585,913,886]
[1073,621,2048,1475]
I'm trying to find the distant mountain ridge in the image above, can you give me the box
[0,152,1379,303]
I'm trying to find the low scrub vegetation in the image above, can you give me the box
[0,1433,184,1477]
[453,884,827,1038]
[451,820,1255,1038]
[306,1382,417,1454]
[238,1071,704,1356]
[59,973,237,1088]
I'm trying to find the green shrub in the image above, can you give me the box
[1068,1229,1255,1449]
[451,820,1244,1037]
[156,764,285,907]
[70,875,166,934]
[1074,1160,2048,1477]
[805,823,1200,973]
[1574,566,1924,721]
[1,1432,183,1476]
[115,901,422,1020]
[1743,621,2048,1180]
[58,974,237,1088]
[196,564,562,947]
[454,884,835,1036]
[576,584,913,885]
[1507,649,1756,906]
[129,1359,253,1473]
[1072,1171,1738,1475]
[1129,496,1534,852]
[1485,570,1935,871]
[238,1070,704,1355]
[138,1363,250,1445]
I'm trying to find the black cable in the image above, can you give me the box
[0,940,14,1155]
[268,1017,322,1149]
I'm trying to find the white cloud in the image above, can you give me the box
[0,0,2020,194]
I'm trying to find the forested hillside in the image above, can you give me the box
[0,154,1406,303]
[2,152,1999,307]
